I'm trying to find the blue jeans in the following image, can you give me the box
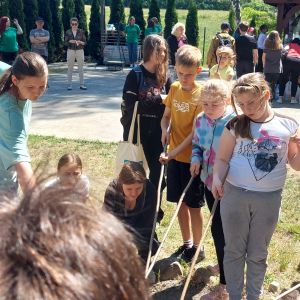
[127,42,138,64]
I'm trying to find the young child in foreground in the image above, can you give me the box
[212,73,300,300]
[209,46,235,81]
[160,45,205,263]
[45,153,89,198]
[190,79,236,300]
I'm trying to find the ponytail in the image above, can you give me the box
[0,68,13,96]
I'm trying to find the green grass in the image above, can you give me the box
[29,134,300,295]
[84,6,228,66]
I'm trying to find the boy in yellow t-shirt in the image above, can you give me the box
[160,45,205,263]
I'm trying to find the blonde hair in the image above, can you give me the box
[175,45,202,68]
[228,73,270,140]
[216,46,235,67]
[171,22,185,36]
[198,79,231,105]
[264,30,283,50]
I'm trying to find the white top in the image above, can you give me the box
[44,174,90,197]
[227,114,298,192]
[257,32,266,49]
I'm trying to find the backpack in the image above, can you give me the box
[216,33,233,49]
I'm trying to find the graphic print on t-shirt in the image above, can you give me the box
[238,129,287,181]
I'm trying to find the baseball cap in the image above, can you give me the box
[36,17,44,22]
[221,22,231,31]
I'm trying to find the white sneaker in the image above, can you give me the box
[291,98,298,104]
[277,97,283,104]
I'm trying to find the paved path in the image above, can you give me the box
[31,63,300,142]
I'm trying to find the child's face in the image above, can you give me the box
[217,54,230,67]
[176,64,201,91]
[58,163,82,188]
[234,91,270,121]
[12,75,47,101]
[202,96,227,120]
[122,182,144,202]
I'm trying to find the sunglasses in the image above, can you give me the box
[71,23,78,26]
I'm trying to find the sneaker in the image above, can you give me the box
[291,97,298,104]
[200,285,229,300]
[276,96,283,104]
[171,245,188,258]
[67,85,72,90]
[181,245,205,263]
[80,85,87,90]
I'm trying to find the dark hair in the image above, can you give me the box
[228,73,270,140]
[147,19,155,28]
[0,16,8,35]
[57,154,82,171]
[259,24,268,32]
[70,17,78,24]
[0,185,150,300]
[0,52,48,97]
[118,162,147,185]
[143,34,168,86]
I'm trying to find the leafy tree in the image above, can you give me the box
[148,0,160,23]
[74,0,88,35]
[231,0,241,25]
[62,0,75,33]
[109,0,125,26]
[185,0,198,47]
[88,0,102,60]
[37,0,55,61]
[50,0,63,52]
[129,0,146,34]
[228,4,236,35]
[23,0,38,47]
[164,0,178,39]
[0,0,9,17]
[8,0,28,50]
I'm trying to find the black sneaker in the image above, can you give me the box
[181,245,205,263]
[171,245,188,258]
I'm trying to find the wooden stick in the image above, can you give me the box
[180,199,219,300]
[273,283,300,300]
[145,177,194,278]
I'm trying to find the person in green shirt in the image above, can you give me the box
[0,16,23,64]
[124,16,141,68]
[145,19,156,37]
[152,17,162,35]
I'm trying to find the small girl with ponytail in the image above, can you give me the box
[213,73,300,300]
[0,52,48,195]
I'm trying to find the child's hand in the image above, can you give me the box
[159,152,168,164]
[212,176,224,200]
[190,162,200,177]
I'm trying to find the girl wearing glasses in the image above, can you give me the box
[212,73,299,300]
[64,17,87,90]
[44,153,89,198]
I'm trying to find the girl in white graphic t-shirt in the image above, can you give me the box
[212,73,300,300]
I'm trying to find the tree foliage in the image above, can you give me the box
[148,0,160,22]
[228,4,236,34]
[23,0,38,47]
[8,0,28,50]
[129,0,146,34]
[50,0,63,52]
[0,0,9,16]
[185,0,198,47]
[109,0,125,26]
[74,0,88,35]
[88,0,102,60]
[164,0,178,39]
[62,0,75,33]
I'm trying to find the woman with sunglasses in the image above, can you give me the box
[64,17,87,91]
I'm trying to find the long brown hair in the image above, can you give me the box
[0,52,48,97]
[143,34,168,86]
[57,153,82,171]
[228,73,270,140]
[0,185,150,300]
[264,30,283,50]
[118,162,146,185]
